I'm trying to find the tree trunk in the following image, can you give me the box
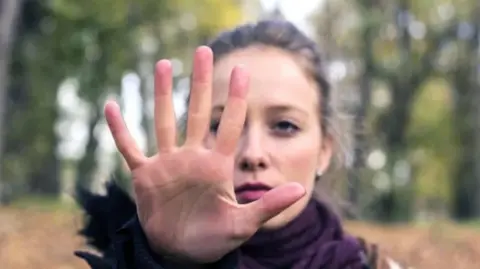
[347,0,374,213]
[452,5,480,219]
[452,64,477,219]
[0,0,23,202]
[26,76,62,195]
[372,0,416,222]
[76,108,101,191]
[473,1,480,217]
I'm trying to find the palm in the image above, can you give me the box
[105,46,305,263]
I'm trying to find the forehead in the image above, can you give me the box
[211,46,319,110]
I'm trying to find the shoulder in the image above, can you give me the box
[75,181,140,268]
[76,181,137,254]
[356,237,406,269]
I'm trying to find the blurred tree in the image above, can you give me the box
[2,0,62,198]
[311,0,462,222]
[50,0,245,191]
[449,0,480,219]
[0,0,23,203]
[1,0,245,200]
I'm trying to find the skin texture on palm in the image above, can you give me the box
[104,46,305,263]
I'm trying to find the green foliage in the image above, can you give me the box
[2,0,245,199]
[49,0,130,26]
[312,0,480,221]
[407,78,457,207]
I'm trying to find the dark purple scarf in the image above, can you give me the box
[238,200,365,269]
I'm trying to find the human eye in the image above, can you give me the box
[209,119,220,134]
[271,120,300,137]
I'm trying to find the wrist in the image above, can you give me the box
[148,242,207,269]
[134,217,208,268]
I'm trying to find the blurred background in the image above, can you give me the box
[1,0,480,268]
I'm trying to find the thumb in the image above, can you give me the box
[245,182,306,226]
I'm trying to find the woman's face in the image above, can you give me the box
[206,46,332,229]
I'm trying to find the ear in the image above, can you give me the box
[317,134,333,173]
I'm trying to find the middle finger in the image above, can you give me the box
[184,46,214,146]
[154,60,177,152]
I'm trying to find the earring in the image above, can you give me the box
[315,169,323,181]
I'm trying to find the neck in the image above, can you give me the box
[238,199,363,269]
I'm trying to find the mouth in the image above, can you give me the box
[235,182,272,204]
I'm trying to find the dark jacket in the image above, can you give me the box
[74,182,239,269]
[74,182,399,269]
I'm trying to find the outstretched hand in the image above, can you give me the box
[104,46,306,263]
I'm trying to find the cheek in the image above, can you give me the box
[280,141,319,188]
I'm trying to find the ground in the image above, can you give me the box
[1,205,480,269]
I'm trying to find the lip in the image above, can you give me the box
[235,182,272,203]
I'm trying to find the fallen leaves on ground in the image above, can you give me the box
[1,207,480,269]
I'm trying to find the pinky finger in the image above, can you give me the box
[104,101,146,170]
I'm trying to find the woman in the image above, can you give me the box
[75,20,404,269]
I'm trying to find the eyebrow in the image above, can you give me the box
[211,104,309,117]
[267,105,309,117]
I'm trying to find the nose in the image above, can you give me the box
[236,125,269,172]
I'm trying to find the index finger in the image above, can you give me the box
[105,101,146,170]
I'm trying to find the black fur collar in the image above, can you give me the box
[75,181,136,255]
